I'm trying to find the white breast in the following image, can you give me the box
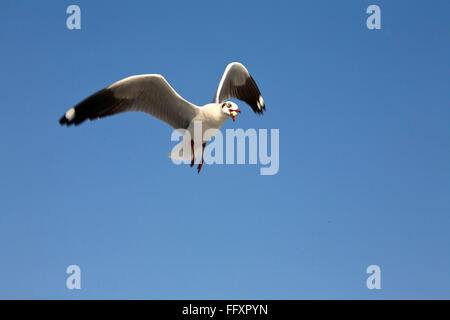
[187,103,228,142]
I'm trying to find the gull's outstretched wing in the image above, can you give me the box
[214,62,266,114]
[59,74,198,129]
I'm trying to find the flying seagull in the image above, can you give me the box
[59,62,266,172]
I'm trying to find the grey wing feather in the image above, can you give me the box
[213,62,266,114]
[59,74,198,129]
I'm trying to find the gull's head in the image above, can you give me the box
[221,101,240,122]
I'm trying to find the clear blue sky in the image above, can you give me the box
[0,0,449,299]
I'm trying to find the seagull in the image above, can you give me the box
[59,62,266,173]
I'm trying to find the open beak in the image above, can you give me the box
[229,109,241,122]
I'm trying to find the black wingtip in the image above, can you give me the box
[58,88,123,128]
[59,115,67,125]
[59,114,75,126]
[255,94,266,115]
[59,109,77,126]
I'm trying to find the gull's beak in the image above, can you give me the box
[229,109,241,122]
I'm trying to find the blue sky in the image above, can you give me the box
[0,0,449,299]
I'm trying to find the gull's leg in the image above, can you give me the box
[197,142,206,173]
[190,139,195,167]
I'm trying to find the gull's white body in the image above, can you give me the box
[170,102,232,161]
[188,103,229,138]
